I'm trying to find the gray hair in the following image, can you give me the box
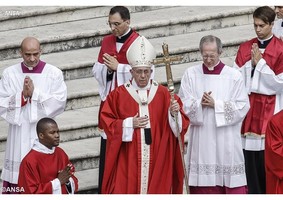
[199,35,222,54]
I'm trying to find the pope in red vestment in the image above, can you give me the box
[265,110,283,194]
[100,35,190,194]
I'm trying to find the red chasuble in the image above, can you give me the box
[265,110,283,194]
[100,84,190,194]
[235,37,283,136]
[97,30,139,64]
[18,147,78,194]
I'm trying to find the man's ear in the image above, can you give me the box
[38,132,44,140]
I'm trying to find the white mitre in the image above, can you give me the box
[126,35,156,68]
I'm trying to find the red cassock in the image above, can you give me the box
[100,83,190,194]
[18,147,78,194]
[265,110,283,194]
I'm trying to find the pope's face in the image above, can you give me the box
[131,67,152,88]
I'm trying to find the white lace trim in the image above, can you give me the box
[224,101,234,124]
[189,163,245,175]
[188,99,197,120]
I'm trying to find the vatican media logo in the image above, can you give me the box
[1,186,25,193]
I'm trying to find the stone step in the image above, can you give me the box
[0,23,255,79]
[0,6,255,60]
[0,106,100,151]
[76,168,98,194]
[66,77,99,110]
[0,137,100,178]
[0,6,167,32]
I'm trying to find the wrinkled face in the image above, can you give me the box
[253,17,273,40]
[20,39,41,68]
[130,67,152,88]
[275,6,283,19]
[108,13,130,37]
[39,123,60,149]
[201,41,220,68]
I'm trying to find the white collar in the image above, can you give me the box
[32,139,55,154]
[258,35,273,44]
[131,79,151,90]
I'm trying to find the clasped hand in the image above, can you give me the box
[58,163,74,185]
[103,53,118,71]
[201,91,214,108]
[133,113,149,129]
[22,76,34,98]
[251,43,262,67]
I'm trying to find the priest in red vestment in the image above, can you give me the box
[265,110,283,194]
[100,36,190,194]
[233,6,283,194]
[18,118,78,194]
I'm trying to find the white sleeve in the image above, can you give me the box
[51,178,62,194]
[92,62,109,101]
[29,68,67,123]
[122,117,134,142]
[168,110,182,137]
[251,58,283,95]
[0,70,23,125]
[178,70,204,125]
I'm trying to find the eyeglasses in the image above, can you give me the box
[132,69,151,75]
[107,21,126,27]
[202,54,218,60]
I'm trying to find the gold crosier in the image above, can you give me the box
[153,43,189,194]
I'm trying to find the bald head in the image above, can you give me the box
[20,37,41,51]
[20,37,42,68]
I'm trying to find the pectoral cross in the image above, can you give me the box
[153,43,182,95]
[153,43,190,194]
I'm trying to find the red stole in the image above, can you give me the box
[98,30,139,64]
[235,37,283,136]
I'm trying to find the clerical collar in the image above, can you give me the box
[21,60,46,73]
[131,78,151,90]
[116,28,132,43]
[202,61,224,75]
[257,35,273,49]
[32,139,55,154]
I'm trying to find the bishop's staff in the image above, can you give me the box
[153,43,189,194]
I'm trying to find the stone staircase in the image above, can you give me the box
[0,6,256,193]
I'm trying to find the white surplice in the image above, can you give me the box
[272,18,283,39]
[179,64,250,188]
[0,63,67,184]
